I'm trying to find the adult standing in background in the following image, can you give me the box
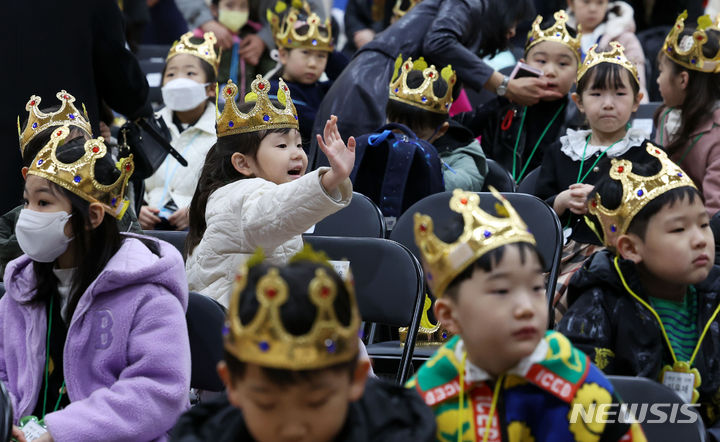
[0,0,151,215]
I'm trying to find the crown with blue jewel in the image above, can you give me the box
[388,55,456,114]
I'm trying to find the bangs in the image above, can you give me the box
[578,62,639,95]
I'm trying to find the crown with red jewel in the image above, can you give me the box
[577,41,639,84]
[526,10,582,62]
[18,91,91,155]
[167,32,220,74]
[388,55,456,114]
[662,11,720,73]
[224,245,361,370]
[268,0,333,52]
[27,126,134,219]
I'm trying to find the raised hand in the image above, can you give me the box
[317,115,356,193]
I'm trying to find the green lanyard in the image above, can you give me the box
[576,135,624,184]
[511,103,566,182]
[42,295,66,419]
[658,107,674,146]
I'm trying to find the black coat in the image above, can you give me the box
[0,0,151,214]
[309,0,497,168]
[169,378,436,441]
[557,249,720,435]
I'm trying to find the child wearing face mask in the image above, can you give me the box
[2,129,190,442]
[139,32,219,232]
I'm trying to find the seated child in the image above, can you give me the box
[2,129,190,441]
[171,246,436,441]
[185,75,354,307]
[140,32,219,231]
[534,41,648,318]
[408,188,645,441]
[654,12,720,214]
[456,10,581,183]
[268,1,350,142]
[557,146,720,435]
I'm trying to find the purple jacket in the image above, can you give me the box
[0,236,191,442]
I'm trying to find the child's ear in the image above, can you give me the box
[278,48,289,65]
[348,359,370,402]
[217,361,244,408]
[206,82,216,98]
[616,234,643,264]
[88,202,105,229]
[434,297,461,335]
[231,152,254,177]
[21,167,28,180]
[632,91,644,111]
[679,71,690,90]
[571,92,583,112]
[429,121,450,143]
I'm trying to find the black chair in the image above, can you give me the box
[481,158,516,193]
[0,380,11,442]
[139,59,165,108]
[631,102,662,140]
[186,292,227,392]
[136,44,172,61]
[306,192,386,238]
[303,236,424,384]
[517,166,541,195]
[607,375,705,442]
[143,230,188,259]
[0,282,4,299]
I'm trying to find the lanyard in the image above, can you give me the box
[613,256,720,366]
[511,103,566,182]
[678,131,710,165]
[658,107,674,146]
[158,132,200,207]
[456,351,504,442]
[659,106,712,165]
[576,135,623,184]
[42,296,66,419]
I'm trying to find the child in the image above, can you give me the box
[457,10,582,183]
[1,128,191,441]
[534,41,648,317]
[385,56,487,192]
[654,12,720,214]
[268,1,349,143]
[185,75,354,307]
[140,32,219,231]
[557,146,720,434]
[408,188,645,441]
[566,0,648,102]
[171,246,435,441]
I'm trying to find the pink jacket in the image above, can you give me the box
[656,107,720,214]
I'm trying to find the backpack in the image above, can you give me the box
[350,123,444,225]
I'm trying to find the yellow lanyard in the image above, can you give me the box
[456,351,504,442]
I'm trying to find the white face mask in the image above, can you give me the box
[161,78,209,112]
[219,9,249,33]
[16,209,73,263]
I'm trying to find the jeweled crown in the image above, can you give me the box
[388,56,456,114]
[577,41,639,84]
[414,188,536,297]
[18,91,92,155]
[224,246,361,370]
[392,0,421,20]
[662,11,720,73]
[27,126,134,219]
[588,143,696,247]
[526,10,582,62]
[268,1,333,52]
[216,76,299,137]
[167,32,220,74]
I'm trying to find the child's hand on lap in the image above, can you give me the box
[554,183,594,215]
[318,115,356,193]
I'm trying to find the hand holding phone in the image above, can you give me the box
[509,62,543,80]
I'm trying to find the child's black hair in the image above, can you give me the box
[385,70,449,135]
[223,259,358,385]
[588,149,702,242]
[576,61,640,98]
[186,101,295,255]
[524,16,578,56]
[478,0,536,57]
[656,28,720,158]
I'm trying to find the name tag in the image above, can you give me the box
[562,227,573,245]
[662,371,695,403]
[19,417,48,441]
[329,260,350,280]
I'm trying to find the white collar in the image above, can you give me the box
[454,337,549,384]
[157,102,217,137]
[560,127,645,161]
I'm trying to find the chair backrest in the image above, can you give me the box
[482,158,516,193]
[143,230,188,259]
[186,292,227,391]
[607,375,705,442]
[136,44,172,60]
[139,59,165,107]
[303,236,424,383]
[517,166,541,194]
[389,191,562,323]
[308,192,386,238]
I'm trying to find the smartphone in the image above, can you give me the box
[509,62,543,80]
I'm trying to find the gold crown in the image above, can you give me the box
[662,11,720,73]
[167,32,220,74]
[588,143,696,246]
[217,76,299,137]
[414,188,536,297]
[392,0,421,20]
[388,56,456,114]
[577,41,639,84]
[27,126,134,219]
[224,246,361,370]
[268,1,333,52]
[18,91,92,155]
[526,10,582,62]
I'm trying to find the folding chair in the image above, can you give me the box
[186,292,227,392]
[481,158,516,193]
[607,375,705,442]
[517,166,541,194]
[136,44,172,61]
[139,59,166,108]
[390,191,563,341]
[306,192,386,238]
[303,236,424,384]
[142,230,188,259]
[0,380,11,442]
